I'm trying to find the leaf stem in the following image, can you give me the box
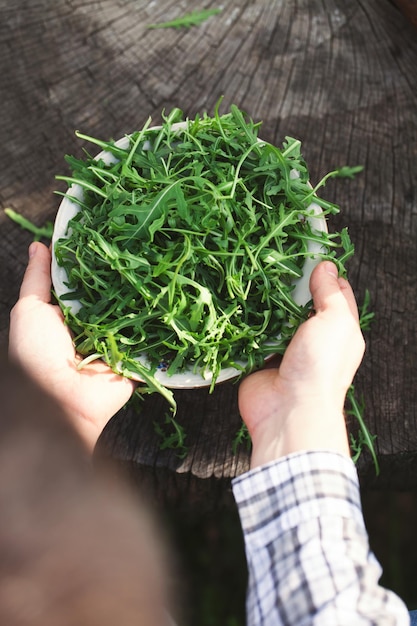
[4,208,53,241]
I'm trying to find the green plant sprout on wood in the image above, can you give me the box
[147,8,222,30]
[4,208,54,241]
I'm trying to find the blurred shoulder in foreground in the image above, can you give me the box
[0,346,174,626]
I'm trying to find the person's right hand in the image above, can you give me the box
[9,242,137,451]
[238,261,365,468]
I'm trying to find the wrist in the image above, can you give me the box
[249,405,350,469]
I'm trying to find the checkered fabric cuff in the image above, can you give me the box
[232,451,364,549]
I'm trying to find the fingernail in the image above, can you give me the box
[28,242,38,258]
[324,261,338,277]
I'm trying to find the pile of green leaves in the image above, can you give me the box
[54,103,354,410]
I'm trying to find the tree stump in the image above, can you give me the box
[1,0,417,505]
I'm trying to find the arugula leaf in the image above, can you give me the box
[154,413,188,459]
[147,8,221,30]
[359,288,375,332]
[347,385,380,475]
[333,165,364,179]
[4,208,53,241]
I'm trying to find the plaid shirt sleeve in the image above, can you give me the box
[232,451,410,625]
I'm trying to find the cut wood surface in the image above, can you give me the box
[1,0,416,500]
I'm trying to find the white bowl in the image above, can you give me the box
[52,126,328,388]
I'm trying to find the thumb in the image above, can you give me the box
[19,242,52,302]
[309,261,359,322]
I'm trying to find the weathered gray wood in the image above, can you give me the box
[1,0,417,497]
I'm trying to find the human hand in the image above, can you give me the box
[9,242,136,451]
[238,261,365,468]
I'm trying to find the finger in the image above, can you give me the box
[19,242,53,302]
[337,276,360,322]
[309,261,359,321]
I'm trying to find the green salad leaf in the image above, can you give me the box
[147,8,221,30]
[4,208,54,241]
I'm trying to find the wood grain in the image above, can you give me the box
[393,0,417,28]
[1,0,417,497]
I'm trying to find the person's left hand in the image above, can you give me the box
[9,241,137,451]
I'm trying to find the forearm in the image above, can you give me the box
[233,451,409,626]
